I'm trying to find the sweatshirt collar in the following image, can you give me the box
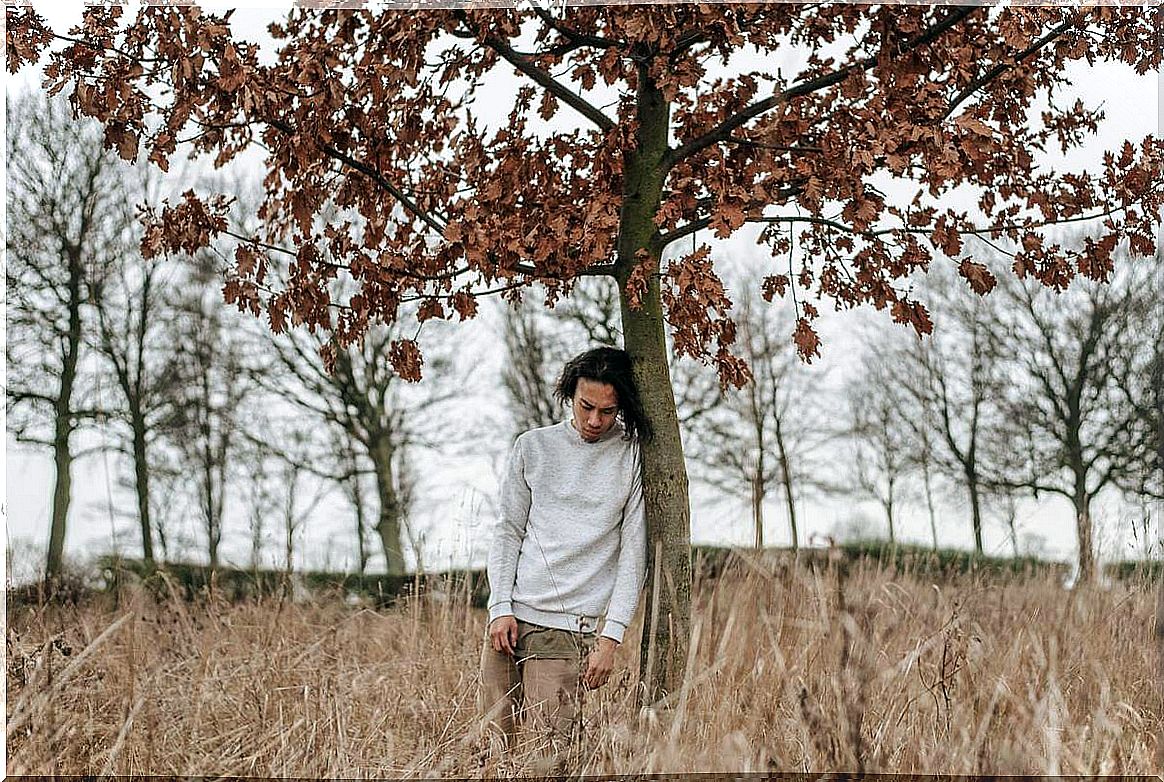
[565,417,624,444]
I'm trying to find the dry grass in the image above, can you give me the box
[6,556,1161,776]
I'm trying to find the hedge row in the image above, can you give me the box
[8,544,1158,608]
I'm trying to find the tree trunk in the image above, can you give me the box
[338,434,369,575]
[47,417,73,583]
[199,370,221,570]
[922,457,939,552]
[1073,489,1095,584]
[773,419,797,553]
[883,473,896,545]
[620,272,691,708]
[968,472,984,556]
[130,406,155,567]
[250,506,265,570]
[284,465,297,572]
[350,474,369,576]
[615,59,688,707]
[46,247,83,584]
[1005,492,1019,559]
[751,472,764,549]
[203,455,219,569]
[370,436,406,576]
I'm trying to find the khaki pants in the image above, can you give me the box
[478,620,595,769]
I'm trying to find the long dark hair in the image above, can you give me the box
[553,347,652,443]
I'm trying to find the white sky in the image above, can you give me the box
[3,4,1161,584]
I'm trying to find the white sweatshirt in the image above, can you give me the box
[486,418,647,643]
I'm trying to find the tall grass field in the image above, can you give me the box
[6,555,1161,776]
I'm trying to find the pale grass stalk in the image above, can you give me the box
[642,539,663,706]
[666,616,703,747]
[98,690,146,776]
[1156,575,1164,769]
[7,611,133,738]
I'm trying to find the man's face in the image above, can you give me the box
[571,377,620,442]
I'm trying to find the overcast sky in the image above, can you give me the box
[4,4,1161,584]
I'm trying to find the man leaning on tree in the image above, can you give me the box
[479,346,649,770]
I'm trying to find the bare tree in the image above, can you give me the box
[916,424,942,551]
[5,92,124,582]
[999,487,1022,559]
[162,254,253,568]
[500,276,622,434]
[680,288,835,550]
[846,353,913,545]
[235,425,330,575]
[554,276,624,349]
[332,427,372,575]
[1130,249,1164,503]
[240,447,277,570]
[501,297,563,433]
[250,318,455,576]
[989,256,1160,582]
[88,169,188,570]
[272,430,332,572]
[891,279,1009,557]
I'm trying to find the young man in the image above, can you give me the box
[479,346,650,765]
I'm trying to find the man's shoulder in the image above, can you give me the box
[515,421,567,448]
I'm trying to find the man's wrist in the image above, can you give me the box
[600,619,628,643]
[487,601,514,623]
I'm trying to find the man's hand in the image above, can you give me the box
[583,637,619,690]
[488,615,519,656]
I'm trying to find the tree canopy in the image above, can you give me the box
[8,5,1159,381]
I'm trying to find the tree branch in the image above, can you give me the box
[462,15,616,134]
[667,6,979,166]
[265,117,448,238]
[511,260,618,278]
[941,17,1076,122]
[744,202,1141,243]
[529,6,624,52]
[726,136,824,154]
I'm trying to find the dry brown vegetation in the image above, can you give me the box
[6,556,1161,776]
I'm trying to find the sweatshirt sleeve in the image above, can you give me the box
[601,443,647,643]
[486,436,531,623]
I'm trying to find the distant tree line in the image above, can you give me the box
[7,93,463,585]
[8,92,1160,589]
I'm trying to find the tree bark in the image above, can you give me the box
[774,418,798,552]
[46,247,83,584]
[130,406,155,567]
[616,58,689,707]
[968,474,984,557]
[370,436,406,576]
[751,472,764,549]
[1073,488,1095,584]
[620,271,691,707]
[922,457,939,552]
